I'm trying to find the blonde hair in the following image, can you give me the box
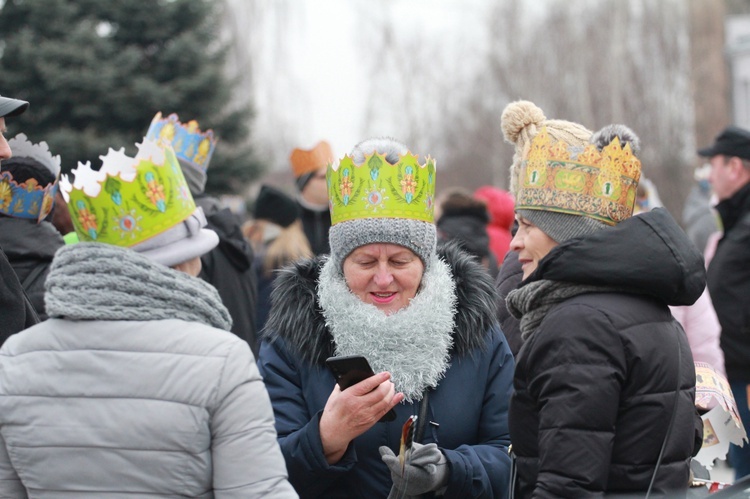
[500,100,592,195]
[243,219,313,275]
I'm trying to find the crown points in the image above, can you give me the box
[145,112,217,172]
[516,126,642,225]
[6,133,61,178]
[327,151,436,225]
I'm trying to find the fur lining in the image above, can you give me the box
[263,241,497,366]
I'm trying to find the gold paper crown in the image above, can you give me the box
[327,151,436,225]
[516,127,641,225]
[290,141,334,177]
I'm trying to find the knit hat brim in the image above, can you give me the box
[131,207,219,267]
[329,218,437,270]
[518,209,607,244]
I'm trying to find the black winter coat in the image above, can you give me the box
[707,181,750,382]
[298,202,331,256]
[197,201,259,356]
[0,246,38,345]
[509,209,705,498]
[0,217,63,321]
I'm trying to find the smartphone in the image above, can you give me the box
[325,355,397,422]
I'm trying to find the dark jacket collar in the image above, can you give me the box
[0,217,64,261]
[715,180,750,235]
[263,242,498,366]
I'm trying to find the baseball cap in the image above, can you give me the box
[697,126,750,161]
[0,94,29,118]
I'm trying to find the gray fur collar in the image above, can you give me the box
[263,242,497,366]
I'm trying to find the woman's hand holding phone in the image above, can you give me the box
[319,371,404,464]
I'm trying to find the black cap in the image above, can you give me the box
[697,126,750,160]
[0,94,29,118]
[254,185,300,227]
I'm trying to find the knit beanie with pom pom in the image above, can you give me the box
[500,100,605,243]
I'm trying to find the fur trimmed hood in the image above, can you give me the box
[263,242,498,366]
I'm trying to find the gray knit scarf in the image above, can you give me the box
[506,280,613,340]
[45,243,232,331]
[317,254,457,403]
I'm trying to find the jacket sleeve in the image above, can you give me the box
[0,431,27,497]
[257,340,357,498]
[524,304,626,498]
[442,328,515,498]
[211,339,298,498]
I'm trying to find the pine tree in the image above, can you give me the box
[0,0,261,194]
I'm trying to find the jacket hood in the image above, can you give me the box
[528,208,705,306]
[0,218,63,260]
[204,208,253,272]
[263,242,497,366]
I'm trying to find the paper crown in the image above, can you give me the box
[516,127,642,225]
[290,141,334,177]
[60,138,195,247]
[327,151,436,225]
[145,112,218,172]
[0,134,61,222]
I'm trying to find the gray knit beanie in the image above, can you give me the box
[329,137,438,270]
[517,209,607,244]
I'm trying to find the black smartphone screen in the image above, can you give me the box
[325,355,397,422]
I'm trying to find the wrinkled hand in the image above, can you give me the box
[320,372,403,464]
[380,442,449,497]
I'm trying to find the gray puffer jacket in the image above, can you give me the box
[0,318,297,498]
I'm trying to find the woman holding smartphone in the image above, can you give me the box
[257,137,515,498]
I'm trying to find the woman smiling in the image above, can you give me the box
[257,137,515,498]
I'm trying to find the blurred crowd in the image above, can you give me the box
[0,90,749,498]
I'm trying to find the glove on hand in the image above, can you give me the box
[379,442,449,496]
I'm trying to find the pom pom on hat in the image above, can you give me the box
[501,100,592,195]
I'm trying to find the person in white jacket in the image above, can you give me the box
[0,138,296,498]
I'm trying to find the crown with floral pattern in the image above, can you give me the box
[327,151,436,225]
[60,138,195,246]
[145,112,218,171]
[0,134,61,222]
[517,126,642,225]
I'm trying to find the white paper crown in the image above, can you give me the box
[6,133,61,178]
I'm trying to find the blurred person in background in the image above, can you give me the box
[0,136,296,497]
[473,185,515,266]
[698,125,750,479]
[243,184,312,333]
[435,187,498,277]
[682,163,720,256]
[289,140,334,255]
[0,134,63,320]
[0,92,39,344]
[634,173,725,376]
[258,137,515,498]
[146,113,259,354]
[502,101,703,497]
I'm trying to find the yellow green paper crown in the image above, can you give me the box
[517,126,642,225]
[60,139,196,247]
[146,112,218,172]
[327,151,436,225]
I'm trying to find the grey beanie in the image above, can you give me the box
[518,209,607,244]
[178,158,208,196]
[330,218,437,270]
